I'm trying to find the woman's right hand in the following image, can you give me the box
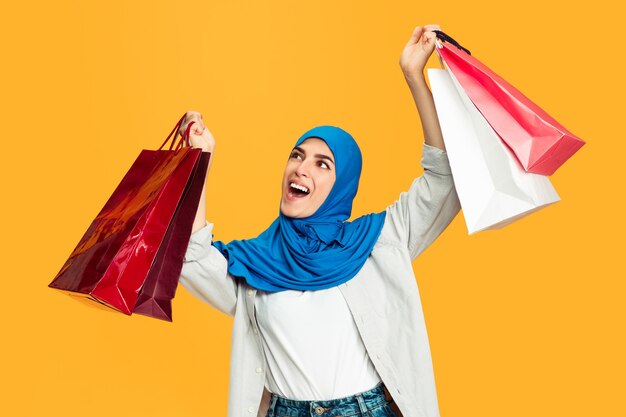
[180,110,216,153]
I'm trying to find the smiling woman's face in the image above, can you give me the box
[280,137,336,219]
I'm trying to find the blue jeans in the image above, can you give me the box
[264,382,399,417]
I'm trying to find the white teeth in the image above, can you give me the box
[290,182,309,193]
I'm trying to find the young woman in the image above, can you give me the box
[178,24,460,417]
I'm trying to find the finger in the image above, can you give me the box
[182,116,204,136]
[185,111,202,123]
[424,32,437,41]
[195,120,206,133]
[423,24,441,32]
[191,122,204,135]
[422,32,437,48]
[194,117,204,130]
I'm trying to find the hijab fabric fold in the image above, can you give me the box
[212,125,386,292]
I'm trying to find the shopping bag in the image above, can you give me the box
[433,30,585,175]
[49,115,208,317]
[133,150,210,321]
[428,68,560,234]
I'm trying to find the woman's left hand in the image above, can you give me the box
[399,24,441,81]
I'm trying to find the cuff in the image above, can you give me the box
[421,143,452,176]
[184,221,215,262]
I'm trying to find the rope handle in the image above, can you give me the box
[433,30,471,55]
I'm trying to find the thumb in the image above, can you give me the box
[407,26,423,46]
[424,31,436,44]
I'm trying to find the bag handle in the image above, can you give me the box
[172,121,196,150]
[158,114,196,151]
[433,30,471,55]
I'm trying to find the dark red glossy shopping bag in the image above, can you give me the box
[434,31,585,175]
[133,149,210,321]
[49,114,209,319]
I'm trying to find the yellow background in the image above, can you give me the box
[1,1,624,416]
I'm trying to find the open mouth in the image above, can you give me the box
[287,182,310,199]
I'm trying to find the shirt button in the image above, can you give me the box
[248,406,255,413]
[255,367,263,373]
[253,328,259,334]
[247,289,253,297]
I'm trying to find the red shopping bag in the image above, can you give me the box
[133,149,210,321]
[434,30,585,175]
[49,114,208,318]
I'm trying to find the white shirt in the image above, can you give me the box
[179,143,461,417]
[255,286,382,400]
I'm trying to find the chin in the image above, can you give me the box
[281,208,300,218]
[279,202,294,218]
[280,204,305,219]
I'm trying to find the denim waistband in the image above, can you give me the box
[267,382,390,417]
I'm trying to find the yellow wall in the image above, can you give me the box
[1,1,623,416]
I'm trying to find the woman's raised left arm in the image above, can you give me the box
[399,24,445,152]
[379,25,459,261]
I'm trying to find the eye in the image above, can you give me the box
[290,151,302,160]
[318,161,330,169]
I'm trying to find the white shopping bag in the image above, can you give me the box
[428,68,560,234]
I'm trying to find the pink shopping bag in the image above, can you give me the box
[434,30,585,175]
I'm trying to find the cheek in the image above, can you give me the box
[318,176,336,200]
[281,166,292,184]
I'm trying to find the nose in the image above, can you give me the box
[295,159,312,177]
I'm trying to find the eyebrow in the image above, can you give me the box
[293,146,335,166]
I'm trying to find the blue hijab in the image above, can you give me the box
[212,125,386,292]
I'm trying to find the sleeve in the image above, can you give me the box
[179,221,238,317]
[381,143,461,261]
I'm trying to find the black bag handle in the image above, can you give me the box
[433,30,471,56]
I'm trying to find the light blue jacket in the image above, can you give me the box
[179,143,461,417]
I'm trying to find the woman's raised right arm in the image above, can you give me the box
[180,110,216,234]
[180,222,238,317]
[178,111,238,317]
